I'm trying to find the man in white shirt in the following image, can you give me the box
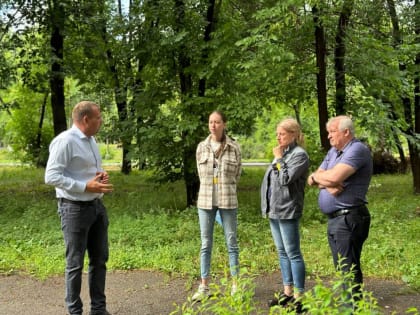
[45,101,113,315]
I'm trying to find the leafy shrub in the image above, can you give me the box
[169,267,404,315]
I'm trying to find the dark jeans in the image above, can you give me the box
[327,206,370,297]
[58,199,109,315]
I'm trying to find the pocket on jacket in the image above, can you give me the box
[271,186,291,211]
[222,158,239,177]
[198,156,213,177]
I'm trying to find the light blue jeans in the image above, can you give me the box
[269,218,305,293]
[198,207,239,279]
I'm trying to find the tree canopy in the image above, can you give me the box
[0,0,419,203]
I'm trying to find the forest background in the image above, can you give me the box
[0,0,419,205]
[0,1,419,313]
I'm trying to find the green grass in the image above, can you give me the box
[0,147,16,163]
[0,167,419,294]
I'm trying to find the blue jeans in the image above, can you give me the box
[269,218,305,293]
[198,208,239,279]
[58,199,109,315]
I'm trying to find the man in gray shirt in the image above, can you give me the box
[45,101,113,315]
[308,115,372,304]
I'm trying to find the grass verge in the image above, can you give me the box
[0,167,419,294]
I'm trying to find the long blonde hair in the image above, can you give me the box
[277,118,305,147]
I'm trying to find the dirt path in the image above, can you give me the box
[1,270,419,314]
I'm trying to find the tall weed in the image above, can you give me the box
[170,267,384,315]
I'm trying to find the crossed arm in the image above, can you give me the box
[308,163,356,196]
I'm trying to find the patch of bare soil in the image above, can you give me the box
[0,271,418,314]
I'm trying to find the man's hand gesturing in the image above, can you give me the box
[85,172,113,193]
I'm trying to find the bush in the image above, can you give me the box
[372,150,401,174]
[170,268,386,315]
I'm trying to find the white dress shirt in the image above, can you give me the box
[45,125,103,201]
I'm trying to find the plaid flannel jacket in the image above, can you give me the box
[196,135,241,210]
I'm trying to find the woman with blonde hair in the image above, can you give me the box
[260,118,309,313]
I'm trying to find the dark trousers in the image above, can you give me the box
[327,206,370,297]
[58,199,109,315]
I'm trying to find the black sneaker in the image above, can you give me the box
[290,297,304,314]
[89,311,111,315]
[268,293,293,307]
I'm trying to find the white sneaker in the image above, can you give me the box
[192,284,210,301]
[231,283,238,296]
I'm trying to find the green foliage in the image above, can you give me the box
[237,103,327,170]
[0,167,419,314]
[363,175,420,282]
[0,167,419,294]
[1,85,54,166]
[302,276,381,315]
[98,143,121,162]
[0,146,13,162]
[171,271,259,315]
[0,167,62,277]
[171,267,384,315]
[1,0,419,196]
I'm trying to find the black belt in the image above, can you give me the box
[328,206,366,219]
[59,198,99,206]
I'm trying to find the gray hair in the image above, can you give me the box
[327,115,355,136]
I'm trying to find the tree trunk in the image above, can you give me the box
[175,0,217,207]
[107,61,131,175]
[389,108,407,172]
[387,0,420,191]
[312,4,330,152]
[0,96,12,115]
[116,98,131,175]
[198,0,217,97]
[35,92,49,167]
[411,0,420,193]
[174,0,196,207]
[99,4,131,174]
[50,0,66,136]
[334,0,353,115]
